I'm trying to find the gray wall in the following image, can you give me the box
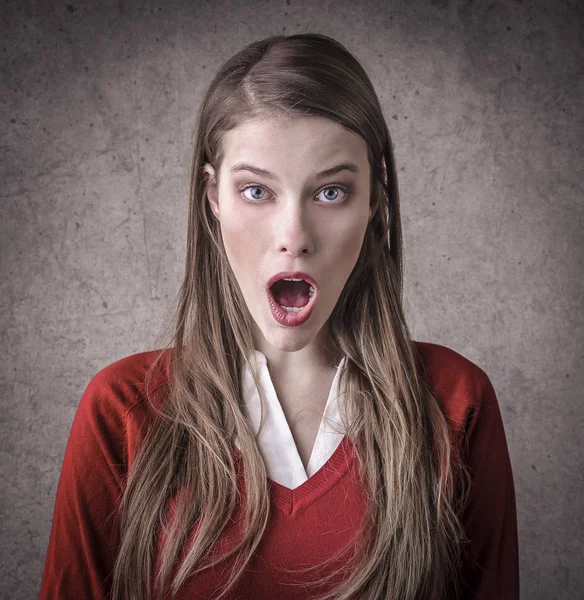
[1,0,582,598]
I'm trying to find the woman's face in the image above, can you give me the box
[204,115,372,360]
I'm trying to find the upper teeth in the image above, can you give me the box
[280,277,315,294]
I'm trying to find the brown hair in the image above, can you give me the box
[111,33,469,600]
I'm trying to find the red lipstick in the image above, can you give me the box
[266,271,319,327]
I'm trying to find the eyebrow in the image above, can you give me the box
[228,161,360,180]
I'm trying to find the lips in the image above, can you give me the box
[265,271,319,292]
[265,271,320,327]
[265,272,318,327]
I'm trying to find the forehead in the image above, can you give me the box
[221,116,369,173]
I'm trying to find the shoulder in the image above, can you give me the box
[412,340,490,391]
[82,349,172,414]
[412,340,497,440]
[73,349,173,465]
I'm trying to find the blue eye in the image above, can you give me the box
[317,187,347,203]
[241,184,269,202]
[239,184,350,204]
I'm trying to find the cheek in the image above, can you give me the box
[325,224,368,292]
[335,221,367,262]
[220,216,262,270]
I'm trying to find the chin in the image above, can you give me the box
[254,318,317,349]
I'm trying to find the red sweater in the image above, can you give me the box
[39,342,519,599]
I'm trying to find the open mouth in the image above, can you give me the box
[269,278,315,312]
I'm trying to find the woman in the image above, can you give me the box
[40,33,519,599]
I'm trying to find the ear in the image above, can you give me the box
[203,163,219,218]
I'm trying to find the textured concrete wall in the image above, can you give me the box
[1,1,582,598]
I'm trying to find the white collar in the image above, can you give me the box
[234,351,347,489]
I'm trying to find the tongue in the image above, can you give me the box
[271,280,311,308]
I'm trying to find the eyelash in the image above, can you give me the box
[238,183,352,204]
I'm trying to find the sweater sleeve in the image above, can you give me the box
[39,369,129,600]
[459,370,520,599]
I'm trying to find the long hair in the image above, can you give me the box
[111,33,469,600]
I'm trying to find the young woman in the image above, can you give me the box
[40,33,519,599]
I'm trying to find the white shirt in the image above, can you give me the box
[233,350,348,490]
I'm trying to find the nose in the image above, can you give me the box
[275,203,314,256]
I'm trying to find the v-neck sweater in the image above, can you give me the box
[39,341,519,599]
